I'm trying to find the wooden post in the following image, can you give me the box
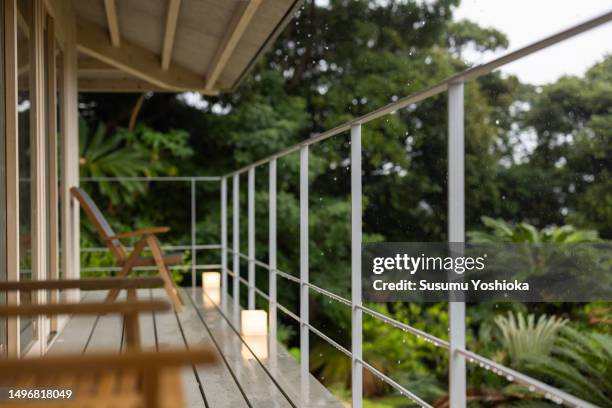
[4,0,20,358]
[30,0,48,355]
[46,13,59,333]
[60,3,79,303]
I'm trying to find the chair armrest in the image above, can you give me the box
[0,348,218,374]
[0,277,164,292]
[105,226,170,241]
[0,300,170,318]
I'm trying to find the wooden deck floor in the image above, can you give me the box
[48,288,343,408]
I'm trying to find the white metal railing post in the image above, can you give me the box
[191,178,196,290]
[299,146,310,387]
[221,177,228,311]
[351,124,363,408]
[233,174,240,321]
[448,82,466,408]
[248,167,256,309]
[269,159,277,346]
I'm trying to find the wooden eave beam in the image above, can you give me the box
[103,0,120,47]
[161,0,181,70]
[76,22,213,93]
[78,77,175,93]
[205,0,261,92]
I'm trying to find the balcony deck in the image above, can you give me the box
[47,288,343,408]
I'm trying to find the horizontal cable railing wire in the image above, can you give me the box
[306,322,351,358]
[274,269,301,284]
[357,305,449,349]
[276,301,300,323]
[81,244,221,253]
[457,349,597,408]
[80,264,221,273]
[253,285,270,301]
[358,358,433,408]
[307,282,352,307]
[80,176,220,182]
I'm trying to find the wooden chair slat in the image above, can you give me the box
[0,277,164,292]
[0,300,170,318]
[70,187,127,261]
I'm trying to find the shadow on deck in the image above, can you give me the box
[48,288,343,408]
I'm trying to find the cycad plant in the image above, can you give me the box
[495,312,612,406]
[494,312,567,366]
[523,327,612,407]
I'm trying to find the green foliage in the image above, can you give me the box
[276,323,296,346]
[509,56,612,236]
[445,19,509,57]
[468,216,600,243]
[79,119,194,205]
[122,125,194,166]
[523,327,612,406]
[494,312,567,366]
[485,312,612,406]
[79,120,150,204]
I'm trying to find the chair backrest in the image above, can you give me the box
[71,187,127,262]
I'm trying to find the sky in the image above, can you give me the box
[454,0,612,84]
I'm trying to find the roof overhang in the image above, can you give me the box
[71,0,302,94]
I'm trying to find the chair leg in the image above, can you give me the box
[146,236,184,312]
[106,238,148,303]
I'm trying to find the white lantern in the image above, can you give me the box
[202,272,221,306]
[240,310,268,336]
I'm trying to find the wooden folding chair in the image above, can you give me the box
[0,296,217,408]
[0,349,217,408]
[71,187,185,311]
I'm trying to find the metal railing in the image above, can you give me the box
[76,10,611,408]
[215,10,611,408]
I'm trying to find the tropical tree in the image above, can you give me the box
[79,119,194,206]
[79,119,150,205]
